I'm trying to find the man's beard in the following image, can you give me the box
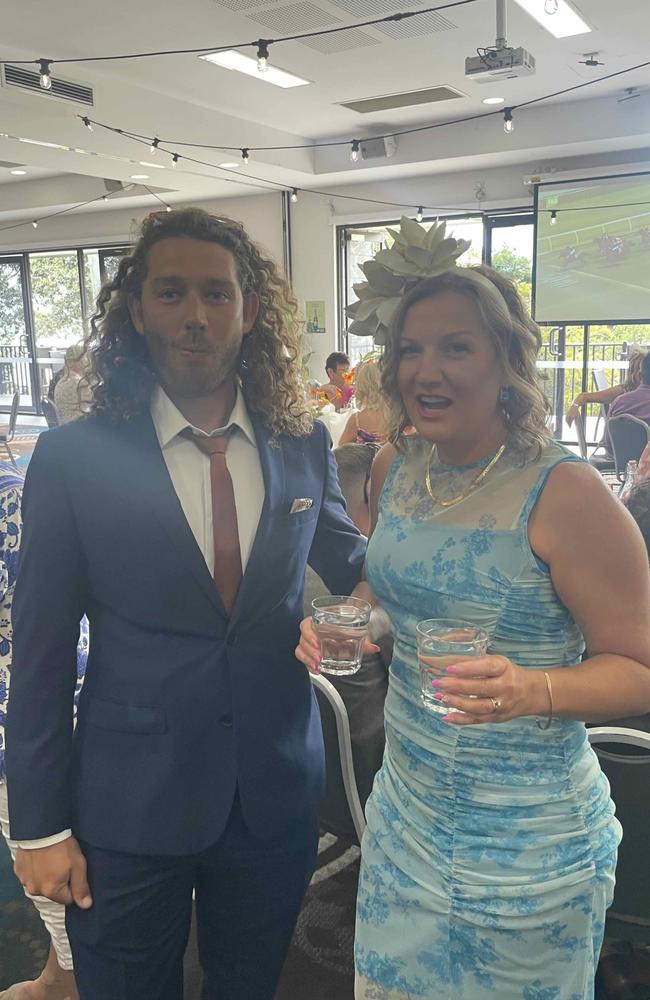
[144,328,242,399]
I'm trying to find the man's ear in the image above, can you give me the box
[242,292,260,334]
[127,294,145,337]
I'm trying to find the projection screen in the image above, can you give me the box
[533,172,650,324]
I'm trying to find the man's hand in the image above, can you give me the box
[14,836,93,908]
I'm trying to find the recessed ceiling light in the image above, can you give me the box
[200,50,311,89]
[18,138,69,150]
[482,97,505,105]
[219,162,240,170]
[130,174,149,180]
[512,0,591,38]
[10,168,28,175]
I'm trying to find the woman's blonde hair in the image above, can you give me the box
[380,264,550,456]
[354,359,383,410]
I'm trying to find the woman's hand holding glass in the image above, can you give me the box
[296,615,379,675]
[431,654,547,725]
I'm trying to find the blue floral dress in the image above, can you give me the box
[355,437,621,1000]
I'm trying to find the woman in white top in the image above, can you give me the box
[53,346,92,425]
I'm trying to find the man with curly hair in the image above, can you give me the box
[6,208,366,1000]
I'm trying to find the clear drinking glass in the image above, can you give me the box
[312,596,371,676]
[416,618,488,715]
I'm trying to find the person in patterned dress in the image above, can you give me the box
[0,460,87,999]
[297,250,650,999]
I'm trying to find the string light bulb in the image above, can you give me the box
[256,40,270,73]
[544,0,558,13]
[32,220,38,229]
[81,116,93,132]
[38,59,52,91]
[503,107,514,134]
[241,147,249,166]
[102,194,108,202]
[291,188,298,203]
[150,137,160,155]
[550,210,557,225]
[350,139,360,163]
[165,204,172,213]
[416,207,423,223]
[172,153,179,168]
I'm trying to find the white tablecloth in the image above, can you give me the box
[317,407,353,448]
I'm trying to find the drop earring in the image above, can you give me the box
[499,386,511,404]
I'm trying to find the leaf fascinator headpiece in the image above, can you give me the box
[345,216,472,345]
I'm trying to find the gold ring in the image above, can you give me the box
[489,697,501,712]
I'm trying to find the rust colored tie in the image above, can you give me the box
[185,428,242,615]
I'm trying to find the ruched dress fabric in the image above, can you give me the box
[355,437,621,1000]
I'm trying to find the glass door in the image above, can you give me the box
[0,256,38,411]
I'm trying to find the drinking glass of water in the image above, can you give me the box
[416,618,488,715]
[312,596,372,676]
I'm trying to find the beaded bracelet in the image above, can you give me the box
[536,670,554,730]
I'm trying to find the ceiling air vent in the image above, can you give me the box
[1,64,94,106]
[340,86,465,114]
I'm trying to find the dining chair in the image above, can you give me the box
[606,415,650,481]
[0,392,20,468]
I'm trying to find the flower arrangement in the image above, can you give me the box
[345,216,471,345]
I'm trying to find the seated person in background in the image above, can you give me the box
[607,350,650,428]
[320,351,352,411]
[0,460,83,1000]
[52,346,92,425]
[304,444,391,825]
[338,359,388,447]
[566,350,645,426]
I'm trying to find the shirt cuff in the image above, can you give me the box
[17,830,73,849]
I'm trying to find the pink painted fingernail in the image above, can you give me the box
[433,692,444,701]
[431,679,443,687]
[446,665,457,673]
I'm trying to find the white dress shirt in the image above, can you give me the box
[18,384,265,849]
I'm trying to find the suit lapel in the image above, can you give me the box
[122,413,225,618]
[230,416,285,626]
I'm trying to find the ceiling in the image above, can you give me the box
[0,0,649,226]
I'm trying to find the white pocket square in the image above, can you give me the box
[290,498,314,514]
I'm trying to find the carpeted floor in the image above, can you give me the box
[0,831,360,997]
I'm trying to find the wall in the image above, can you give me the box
[0,192,286,266]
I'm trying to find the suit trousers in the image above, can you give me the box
[65,792,319,1000]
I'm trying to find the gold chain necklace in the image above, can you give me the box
[425,443,507,509]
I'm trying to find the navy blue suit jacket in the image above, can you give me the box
[6,411,365,854]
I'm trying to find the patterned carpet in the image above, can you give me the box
[0,832,360,996]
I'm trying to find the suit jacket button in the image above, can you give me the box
[220,715,233,728]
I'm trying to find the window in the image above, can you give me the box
[0,244,128,412]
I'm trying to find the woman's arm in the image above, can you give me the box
[526,461,650,720]
[434,461,650,724]
[368,442,397,537]
[566,384,625,424]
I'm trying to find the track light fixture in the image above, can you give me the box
[38,59,52,90]
[256,39,270,73]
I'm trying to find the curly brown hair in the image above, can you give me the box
[86,207,312,435]
[380,265,550,456]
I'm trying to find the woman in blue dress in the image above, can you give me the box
[296,224,650,1000]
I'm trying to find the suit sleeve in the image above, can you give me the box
[5,433,87,840]
[307,423,366,596]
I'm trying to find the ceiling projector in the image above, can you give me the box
[465,46,536,82]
